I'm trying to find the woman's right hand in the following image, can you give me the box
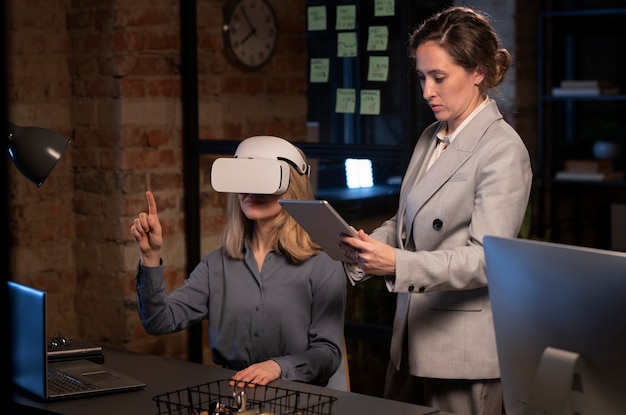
[340,229,396,276]
[130,191,163,267]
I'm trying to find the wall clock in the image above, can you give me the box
[223,0,278,70]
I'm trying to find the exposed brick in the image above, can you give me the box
[114,7,176,28]
[242,76,270,94]
[145,32,180,51]
[146,78,181,97]
[111,31,146,52]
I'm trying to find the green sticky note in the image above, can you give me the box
[308,6,327,31]
[360,90,381,115]
[367,56,389,82]
[336,88,356,113]
[310,58,330,83]
[374,0,395,17]
[367,26,388,51]
[336,5,356,30]
[338,32,358,57]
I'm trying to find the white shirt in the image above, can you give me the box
[426,96,490,171]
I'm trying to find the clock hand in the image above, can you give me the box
[240,6,256,33]
[239,5,257,45]
[240,27,257,44]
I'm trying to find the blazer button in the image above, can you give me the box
[418,285,426,293]
[432,219,443,231]
[408,284,415,292]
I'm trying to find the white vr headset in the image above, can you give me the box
[211,136,311,195]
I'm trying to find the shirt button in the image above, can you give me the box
[433,219,443,230]
[254,333,259,338]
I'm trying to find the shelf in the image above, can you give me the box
[540,8,626,18]
[543,95,626,101]
[538,4,626,249]
[550,179,626,187]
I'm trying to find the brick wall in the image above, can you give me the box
[8,0,78,339]
[7,0,308,362]
[7,0,534,366]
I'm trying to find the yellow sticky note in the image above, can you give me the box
[308,6,327,31]
[336,5,356,30]
[336,88,356,113]
[367,56,389,82]
[367,26,388,51]
[310,58,330,83]
[338,32,358,57]
[360,90,381,115]
[374,0,395,17]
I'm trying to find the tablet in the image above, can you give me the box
[279,199,358,262]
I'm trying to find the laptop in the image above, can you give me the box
[9,281,146,400]
[278,199,358,262]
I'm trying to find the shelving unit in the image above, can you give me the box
[537,2,626,249]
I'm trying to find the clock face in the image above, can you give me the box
[223,0,278,70]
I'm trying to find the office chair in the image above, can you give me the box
[325,336,350,392]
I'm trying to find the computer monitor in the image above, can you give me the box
[484,236,626,415]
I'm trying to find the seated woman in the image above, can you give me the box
[130,135,347,387]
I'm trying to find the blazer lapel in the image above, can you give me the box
[402,100,504,242]
[398,125,440,245]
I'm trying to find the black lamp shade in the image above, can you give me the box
[7,122,70,187]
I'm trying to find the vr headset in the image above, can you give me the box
[211,136,311,195]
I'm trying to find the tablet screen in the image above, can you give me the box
[279,199,357,262]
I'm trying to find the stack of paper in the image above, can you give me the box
[551,80,619,97]
[555,159,623,181]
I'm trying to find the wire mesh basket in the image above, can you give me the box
[153,378,337,415]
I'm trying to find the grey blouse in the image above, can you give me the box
[135,245,347,386]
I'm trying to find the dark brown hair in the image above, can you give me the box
[408,6,511,93]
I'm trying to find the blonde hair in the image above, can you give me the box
[219,150,321,264]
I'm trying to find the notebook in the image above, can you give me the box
[9,281,146,400]
[278,199,358,262]
[47,337,104,364]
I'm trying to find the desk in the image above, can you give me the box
[12,347,443,415]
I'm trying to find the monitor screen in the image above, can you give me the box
[484,236,626,415]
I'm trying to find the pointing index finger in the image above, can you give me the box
[145,191,158,216]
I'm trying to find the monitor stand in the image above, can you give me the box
[525,347,581,415]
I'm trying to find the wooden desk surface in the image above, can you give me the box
[12,347,443,415]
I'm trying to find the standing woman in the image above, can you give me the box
[131,136,347,388]
[340,6,532,414]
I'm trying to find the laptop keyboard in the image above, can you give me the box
[48,367,97,393]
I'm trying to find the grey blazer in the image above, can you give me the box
[351,99,532,379]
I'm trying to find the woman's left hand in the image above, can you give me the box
[230,360,282,388]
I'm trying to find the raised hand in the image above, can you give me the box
[130,191,163,267]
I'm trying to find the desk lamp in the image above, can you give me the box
[7,122,70,187]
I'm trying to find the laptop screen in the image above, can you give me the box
[9,281,47,398]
